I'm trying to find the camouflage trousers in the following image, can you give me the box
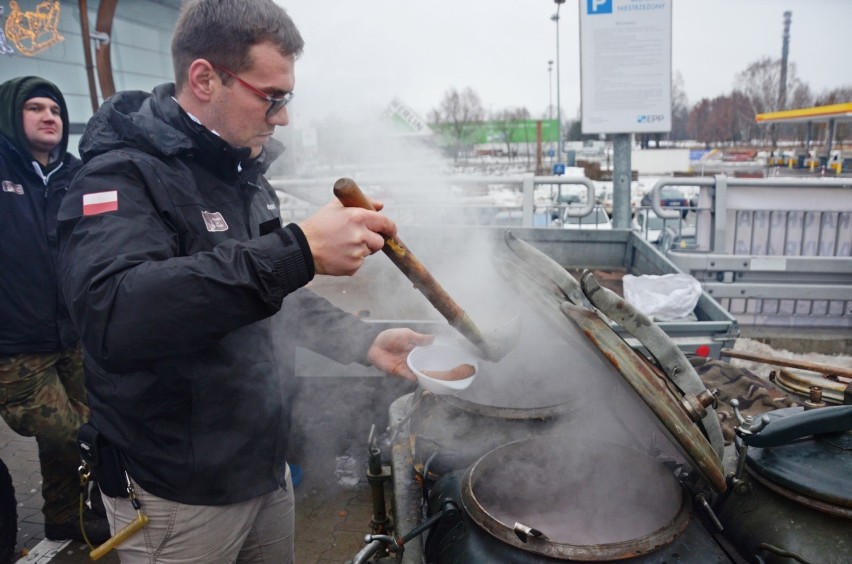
[0,344,90,525]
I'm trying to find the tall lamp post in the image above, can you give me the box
[548,59,554,164]
[551,0,566,168]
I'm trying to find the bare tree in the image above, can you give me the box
[687,99,710,146]
[814,85,852,106]
[491,107,531,161]
[430,87,485,161]
[814,86,852,148]
[735,57,811,146]
[687,93,754,146]
[730,90,759,144]
[516,107,532,167]
[670,71,689,141]
[735,57,781,114]
[784,82,814,146]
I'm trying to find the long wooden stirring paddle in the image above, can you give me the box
[333,177,508,361]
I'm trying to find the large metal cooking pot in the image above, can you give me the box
[407,388,571,477]
[425,351,581,421]
[422,435,732,563]
[406,313,604,475]
[405,323,660,477]
[439,307,611,418]
[715,405,852,564]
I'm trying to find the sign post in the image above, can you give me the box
[579,0,672,228]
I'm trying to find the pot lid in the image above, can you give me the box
[559,304,726,492]
[745,408,852,514]
[495,235,726,493]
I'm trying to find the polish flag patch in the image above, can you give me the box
[82,191,118,216]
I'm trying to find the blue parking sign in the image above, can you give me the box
[587,0,613,15]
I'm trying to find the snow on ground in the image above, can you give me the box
[731,337,852,381]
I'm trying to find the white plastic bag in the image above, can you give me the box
[622,273,702,321]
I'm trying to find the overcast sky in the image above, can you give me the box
[279,0,852,127]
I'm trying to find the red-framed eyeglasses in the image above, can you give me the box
[211,63,294,117]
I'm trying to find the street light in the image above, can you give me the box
[552,0,566,167]
[548,59,554,164]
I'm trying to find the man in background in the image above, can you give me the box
[0,76,110,544]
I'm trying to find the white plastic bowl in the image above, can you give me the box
[407,343,479,395]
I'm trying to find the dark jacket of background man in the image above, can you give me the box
[0,76,80,354]
[0,76,109,544]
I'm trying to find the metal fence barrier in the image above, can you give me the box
[272,173,852,330]
[652,175,852,329]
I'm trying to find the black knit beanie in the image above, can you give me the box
[26,86,60,105]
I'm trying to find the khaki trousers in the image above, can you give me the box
[103,465,295,564]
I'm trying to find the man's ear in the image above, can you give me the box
[185,59,219,103]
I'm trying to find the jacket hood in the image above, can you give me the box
[80,83,283,174]
[0,76,71,167]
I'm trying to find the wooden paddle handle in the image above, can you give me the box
[332,178,485,348]
[721,348,852,378]
[333,177,378,211]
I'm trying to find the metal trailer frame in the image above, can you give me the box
[648,175,852,329]
[487,226,739,360]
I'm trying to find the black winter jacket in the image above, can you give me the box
[0,76,81,355]
[58,84,381,505]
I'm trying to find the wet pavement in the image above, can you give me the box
[2,371,415,564]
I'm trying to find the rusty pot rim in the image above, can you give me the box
[436,391,576,420]
[459,435,692,561]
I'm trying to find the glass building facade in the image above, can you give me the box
[1,0,181,154]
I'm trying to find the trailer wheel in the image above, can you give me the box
[0,458,16,564]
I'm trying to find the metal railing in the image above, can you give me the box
[272,174,739,356]
[649,175,852,328]
[272,173,852,329]
[271,175,603,228]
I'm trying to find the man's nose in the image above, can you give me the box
[267,106,289,127]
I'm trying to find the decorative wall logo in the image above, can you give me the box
[636,114,666,124]
[0,7,18,55]
[4,1,64,57]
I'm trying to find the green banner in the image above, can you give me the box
[431,119,559,144]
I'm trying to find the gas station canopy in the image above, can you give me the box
[755,103,852,125]
[756,103,851,168]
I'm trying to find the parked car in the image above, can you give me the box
[631,208,687,243]
[641,186,691,217]
[561,206,613,230]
